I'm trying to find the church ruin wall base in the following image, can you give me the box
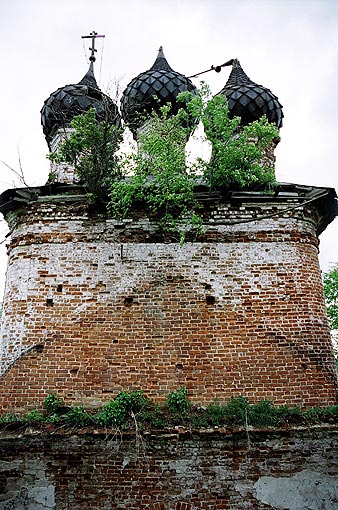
[0,425,337,510]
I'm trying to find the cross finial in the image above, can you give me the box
[81,30,105,63]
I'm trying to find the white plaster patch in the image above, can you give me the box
[0,320,26,375]
[253,469,338,510]
[0,455,55,510]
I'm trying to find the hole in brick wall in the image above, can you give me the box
[35,344,44,353]
[56,284,63,292]
[176,363,183,370]
[301,363,308,370]
[112,339,118,344]
[204,283,212,290]
[124,296,134,306]
[46,298,54,307]
[206,295,215,304]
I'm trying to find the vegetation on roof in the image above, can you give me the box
[49,84,279,241]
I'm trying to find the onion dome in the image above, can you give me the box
[219,59,283,128]
[41,62,121,148]
[121,46,197,136]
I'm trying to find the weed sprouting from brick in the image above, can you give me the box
[96,390,149,428]
[43,392,64,414]
[166,386,191,418]
[0,389,337,430]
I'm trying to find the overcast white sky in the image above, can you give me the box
[1,0,338,298]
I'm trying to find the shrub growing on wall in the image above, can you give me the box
[108,104,202,240]
[181,84,279,190]
[50,84,279,238]
[49,108,123,202]
[323,264,338,368]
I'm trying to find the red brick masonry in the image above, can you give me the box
[0,185,337,413]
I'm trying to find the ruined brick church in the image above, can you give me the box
[0,36,337,510]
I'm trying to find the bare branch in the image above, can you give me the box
[0,150,30,188]
[16,148,30,187]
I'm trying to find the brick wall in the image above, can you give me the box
[0,188,337,413]
[0,426,337,509]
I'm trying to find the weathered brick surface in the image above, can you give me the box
[0,426,337,509]
[0,194,337,413]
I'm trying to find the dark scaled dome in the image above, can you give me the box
[219,59,283,128]
[41,63,121,148]
[121,46,197,136]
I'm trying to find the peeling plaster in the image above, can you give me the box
[253,469,338,510]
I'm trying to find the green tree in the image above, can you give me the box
[323,264,338,369]
[181,84,279,190]
[109,104,201,241]
[49,107,123,202]
[323,264,338,330]
[110,85,279,238]
[50,84,279,239]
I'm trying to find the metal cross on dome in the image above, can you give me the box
[81,31,105,63]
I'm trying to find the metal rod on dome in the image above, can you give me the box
[81,31,105,63]
[188,59,234,79]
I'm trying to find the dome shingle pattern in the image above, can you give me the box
[121,47,196,136]
[41,63,121,148]
[219,59,283,128]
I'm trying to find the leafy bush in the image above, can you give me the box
[205,103,277,190]
[49,107,123,202]
[274,405,303,424]
[109,86,278,239]
[24,410,44,423]
[323,265,338,371]
[109,104,202,241]
[304,405,338,422]
[0,413,19,424]
[223,396,250,425]
[139,404,167,429]
[248,400,283,427]
[206,401,227,426]
[43,393,64,414]
[181,84,279,190]
[50,84,279,241]
[166,386,191,416]
[44,413,62,425]
[65,407,94,427]
[2,391,336,431]
[96,390,148,427]
[323,264,338,331]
